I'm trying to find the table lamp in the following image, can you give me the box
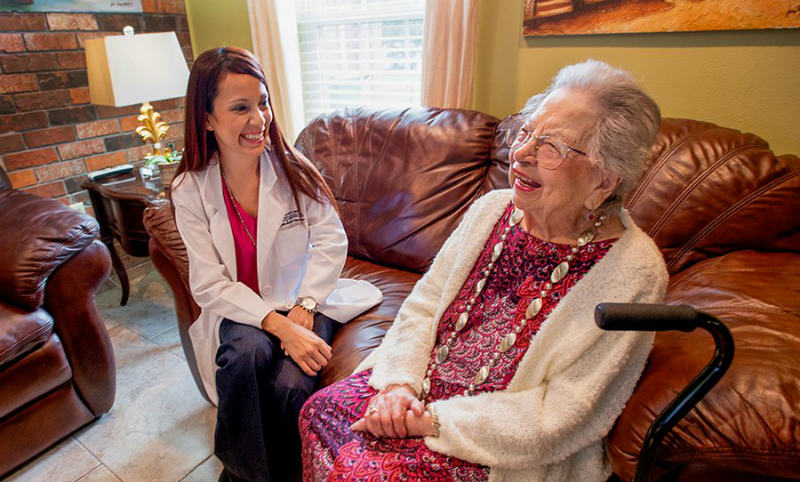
[85,27,190,156]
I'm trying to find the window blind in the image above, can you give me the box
[295,0,425,123]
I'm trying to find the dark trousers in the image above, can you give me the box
[215,314,336,482]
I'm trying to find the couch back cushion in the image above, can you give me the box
[626,118,800,274]
[0,304,53,369]
[0,190,99,310]
[492,116,800,275]
[295,107,504,273]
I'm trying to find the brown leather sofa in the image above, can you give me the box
[0,166,115,477]
[143,108,800,481]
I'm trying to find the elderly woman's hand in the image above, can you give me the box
[350,384,425,437]
[403,408,434,437]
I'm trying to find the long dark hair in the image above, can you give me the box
[177,46,335,214]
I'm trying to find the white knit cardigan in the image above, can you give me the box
[355,189,669,481]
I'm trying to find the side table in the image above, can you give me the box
[82,170,164,305]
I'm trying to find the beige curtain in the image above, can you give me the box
[421,0,479,109]
[246,0,305,142]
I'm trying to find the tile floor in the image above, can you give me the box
[5,265,222,482]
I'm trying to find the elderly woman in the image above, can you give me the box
[299,60,668,482]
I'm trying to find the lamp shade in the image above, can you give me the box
[85,31,190,107]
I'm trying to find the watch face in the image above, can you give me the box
[302,298,316,310]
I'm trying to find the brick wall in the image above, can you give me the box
[0,1,193,209]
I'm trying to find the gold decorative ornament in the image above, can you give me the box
[135,102,171,156]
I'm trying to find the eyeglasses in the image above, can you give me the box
[510,128,587,170]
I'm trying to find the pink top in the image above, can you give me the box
[221,177,259,294]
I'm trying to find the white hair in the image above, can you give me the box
[521,59,661,212]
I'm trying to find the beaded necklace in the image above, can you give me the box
[420,207,607,399]
[220,168,257,248]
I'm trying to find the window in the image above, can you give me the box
[295,0,425,123]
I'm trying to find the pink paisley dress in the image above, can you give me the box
[299,203,615,482]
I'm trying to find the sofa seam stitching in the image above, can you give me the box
[667,169,800,272]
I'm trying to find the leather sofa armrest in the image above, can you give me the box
[0,190,99,311]
[44,240,115,416]
[607,251,800,481]
[143,200,190,284]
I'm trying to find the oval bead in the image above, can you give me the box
[499,332,516,352]
[491,242,503,262]
[550,261,570,283]
[577,227,596,247]
[473,365,490,385]
[455,312,468,331]
[526,298,543,319]
[436,345,450,364]
[510,209,524,226]
[474,278,486,296]
[421,377,431,397]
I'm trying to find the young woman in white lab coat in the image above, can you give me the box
[170,47,381,482]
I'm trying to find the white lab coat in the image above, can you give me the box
[171,150,382,405]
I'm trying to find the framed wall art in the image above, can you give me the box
[0,0,143,13]
[523,0,800,36]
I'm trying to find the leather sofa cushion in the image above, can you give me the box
[624,119,800,274]
[0,334,71,419]
[295,107,502,274]
[321,256,421,387]
[607,251,800,480]
[0,190,99,310]
[0,302,53,369]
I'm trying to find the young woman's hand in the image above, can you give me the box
[350,384,425,437]
[287,305,314,330]
[262,311,331,376]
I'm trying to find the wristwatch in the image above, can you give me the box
[295,296,318,314]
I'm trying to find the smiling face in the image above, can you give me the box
[206,72,272,163]
[510,87,620,239]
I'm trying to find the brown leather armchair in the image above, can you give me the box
[144,108,800,481]
[0,166,115,477]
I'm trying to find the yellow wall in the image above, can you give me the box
[184,0,252,57]
[184,0,799,155]
[474,0,800,156]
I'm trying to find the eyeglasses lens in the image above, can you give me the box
[536,142,563,169]
[513,131,564,170]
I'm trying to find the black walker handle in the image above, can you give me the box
[595,303,735,482]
